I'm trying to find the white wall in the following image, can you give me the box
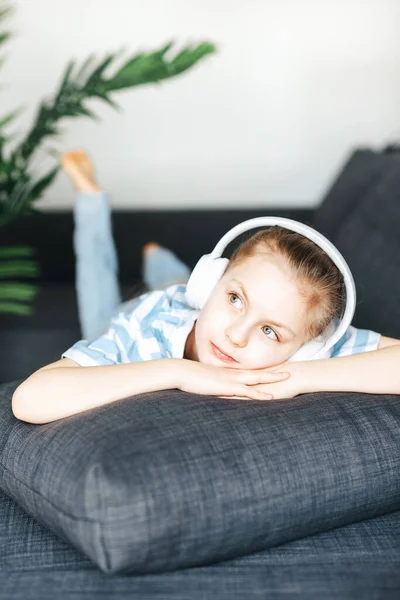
[2,0,400,209]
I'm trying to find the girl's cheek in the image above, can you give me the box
[247,342,278,368]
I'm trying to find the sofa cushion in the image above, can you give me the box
[313,149,400,337]
[330,166,400,337]
[1,380,400,576]
[313,149,400,240]
[1,486,400,599]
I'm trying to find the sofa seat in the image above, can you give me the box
[1,486,399,599]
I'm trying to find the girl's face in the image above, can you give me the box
[187,253,310,369]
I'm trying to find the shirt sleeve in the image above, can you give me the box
[61,312,138,366]
[329,325,382,358]
[61,289,170,366]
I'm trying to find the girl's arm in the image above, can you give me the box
[11,358,290,425]
[12,358,179,425]
[299,343,400,396]
[265,336,400,399]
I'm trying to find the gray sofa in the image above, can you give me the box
[0,148,400,599]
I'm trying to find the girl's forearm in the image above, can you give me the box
[12,359,183,425]
[299,346,400,395]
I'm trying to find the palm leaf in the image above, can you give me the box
[0,244,39,315]
[0,5,12,21]
[0,260,39,277]
[29,166,59,201]
[84,53,115,87]
[0,0,216,318]
[0,2,12,52]
[104,42,216,92]
[75,53,97,83]
[0,30,10,45]
[0,300,35,315]
[54,59,76,103]
[0,281,37,300]
[11,40,216,167]
[0,245,34,257]
[0,108,21,129]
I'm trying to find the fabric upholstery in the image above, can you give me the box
[1,485,400,599]
[313,150,400,337]
[1,380,400,576]
[313,149,400,240]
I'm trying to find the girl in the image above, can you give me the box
[11,155,400,424]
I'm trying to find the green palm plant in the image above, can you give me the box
[0,1,215,315]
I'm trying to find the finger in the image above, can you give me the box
[218,395,251,401]
[262,371,290,383]
[238,385,272,401]
[219,388,273,401]
[232,362,287,375]
[237,371,290,385]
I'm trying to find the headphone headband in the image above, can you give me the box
[208,217,356,355]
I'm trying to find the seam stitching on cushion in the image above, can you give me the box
[94,461,111,572]
[0,461,100,523]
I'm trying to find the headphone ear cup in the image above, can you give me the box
[185,255,229,309]
[288,337,326,362]
[288,321,337,362]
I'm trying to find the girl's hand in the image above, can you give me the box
[255,363,306,400]
[177,360,290,401]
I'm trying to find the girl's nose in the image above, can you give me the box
[225,322,248,348]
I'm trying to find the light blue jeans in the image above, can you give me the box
[73,192,190,341]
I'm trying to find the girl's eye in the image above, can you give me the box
[229,293,243,308]
[261,325,278,341]
[228,292,279,341]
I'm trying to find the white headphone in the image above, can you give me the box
[185,217,356,362]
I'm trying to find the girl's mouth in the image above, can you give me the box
[210,342,238,363]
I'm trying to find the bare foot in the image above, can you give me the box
[142,242,160,256]
[61,150,102,193]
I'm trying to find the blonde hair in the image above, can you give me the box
[228,226,346,341]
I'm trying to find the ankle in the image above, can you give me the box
[76,182,103,194]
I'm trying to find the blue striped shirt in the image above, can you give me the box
[62,284,381,367]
